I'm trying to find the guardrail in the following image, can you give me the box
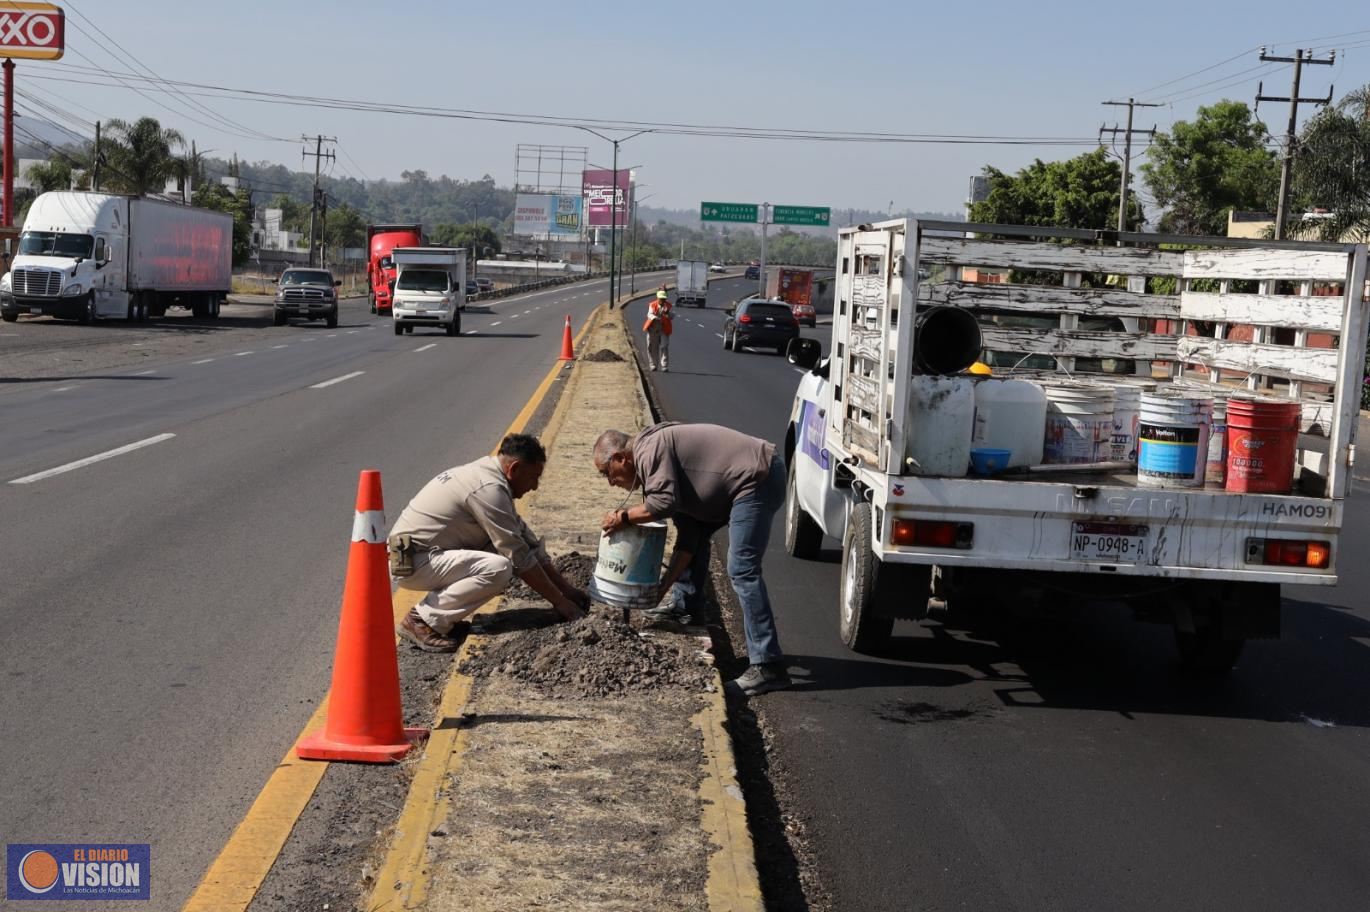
[466,268,672,305]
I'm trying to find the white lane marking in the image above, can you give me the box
[271,344,289,350]
[792,367,807,375]
[511,314,521,319]
[52,385,77,392]
[10,433,176,485]
[346,330,359,335]
[310,371,365,389]
[326,333,338,338]
[522,310,532,315]
[131,369,156,376]
[467,330,479,335]
[491,321,503,326]
[414,343,436,352]
[234,351,254,357]
[301,338,318,343]
[715,333,725,339]
[191,358,215,364]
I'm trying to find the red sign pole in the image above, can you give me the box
[3,58,12,228]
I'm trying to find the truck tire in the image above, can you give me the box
[326,310,338,329]
[78,293,96,324]
[394,321,404,336]
[1175,626,1245,675]
[273,310,287,327]
[2,310,17,322]
[369,294,376,315]
[209,296,221,319]
[446,313,461,336]
[191,296,208,319]
[839,501,894,653]
[784,458,823,559]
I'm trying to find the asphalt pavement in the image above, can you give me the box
[0,275,650,910]
[633,277,1370,912]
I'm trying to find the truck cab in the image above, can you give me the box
[1,193,126,323]
[367,224,423,315]
[390,247,465,337]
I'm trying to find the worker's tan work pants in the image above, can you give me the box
[396,549,514,634]
[647,328,669,370]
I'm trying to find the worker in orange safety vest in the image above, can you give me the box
[643,289,674,372]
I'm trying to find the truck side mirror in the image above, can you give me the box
[787,338,821,370]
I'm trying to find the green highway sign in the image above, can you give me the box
[700,201,759,223]
[772,205,831,226]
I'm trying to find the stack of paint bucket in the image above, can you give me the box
[1225,396,1302,494]
[1204,392,1232,489]
[1137,391,1213,488]
[1042,383,1116,464]
[1109,384,1147,463]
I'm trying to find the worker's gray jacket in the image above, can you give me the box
[388,456,543,572]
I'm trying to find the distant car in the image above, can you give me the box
[709,263,727,273]
[791,302,817,327]
[722,297,800,354]
[744,264,760,280]
[273,268,340,328]
[465,279,479,296]
[475,277,494,292]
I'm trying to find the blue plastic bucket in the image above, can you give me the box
[590,521,667,608]
[1137,392,1213,488]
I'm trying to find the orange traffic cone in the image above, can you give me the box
[559,314,575,361]
[297,470,427,763]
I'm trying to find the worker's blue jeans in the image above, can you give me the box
[672,453,786,665]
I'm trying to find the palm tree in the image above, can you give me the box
[102,116,185,196]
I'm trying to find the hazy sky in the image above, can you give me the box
[18,0,1370,216]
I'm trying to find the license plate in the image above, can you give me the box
[297,307,309,314]
[30,307,41,315]
[1071,522,1149,563]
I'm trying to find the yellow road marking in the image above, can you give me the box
[181,305,605,912]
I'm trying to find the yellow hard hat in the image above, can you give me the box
[656,290,668,299]
[968,361,992,376]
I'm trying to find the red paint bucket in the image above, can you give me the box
[1225,397,1301,494]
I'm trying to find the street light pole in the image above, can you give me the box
[609,139,618,308]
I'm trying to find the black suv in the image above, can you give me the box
[273,268,341,327]
[723,297,800,354]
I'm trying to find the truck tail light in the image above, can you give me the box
[738,314,752,323]
[891,519,973,549]
[1246,538,1331,569]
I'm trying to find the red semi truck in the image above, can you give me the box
[766,267,816,326]
[367,223,423,314]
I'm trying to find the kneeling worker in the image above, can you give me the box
[389,433,589,652]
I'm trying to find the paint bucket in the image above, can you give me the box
[1204,394,1231,489]
[906,375,975,476]
[588,521,667,609]
[1137,392,1213,488]
[1109,385,1145,463]
[1042,383,1116,465]
[913,306,983,375]
[1225,397,1301,494]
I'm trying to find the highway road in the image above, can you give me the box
[0,276,642,910]
[633,277,1370,912]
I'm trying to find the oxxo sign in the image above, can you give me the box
[0,3,64,60]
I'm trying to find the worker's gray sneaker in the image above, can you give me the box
[725,662,792,697]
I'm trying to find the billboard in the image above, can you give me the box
[513,194,583,237]
[0,3,64,60]
[582,169,631,228]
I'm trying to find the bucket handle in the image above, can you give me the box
[1005,350,1075,379]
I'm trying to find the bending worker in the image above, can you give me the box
[389,433,589,652]
[643,289,673,372]
[592,422,790,696]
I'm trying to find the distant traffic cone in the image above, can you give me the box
[297,470,427,763]
[558,314,575,361]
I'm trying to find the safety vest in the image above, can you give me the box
[644,299,673,335]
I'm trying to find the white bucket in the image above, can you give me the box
[905,375,975,477]
[1204,394,1231,488]
[589,521,667,608]
[972,379,1047,468]
[1109,385,1145,463]
[1042,383,1116,465]
[1137,392,1213,489]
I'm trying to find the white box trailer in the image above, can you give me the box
[785,218,1368,672]
[0,192,232,324]
[675,260,709,307]
[391,247,465,337]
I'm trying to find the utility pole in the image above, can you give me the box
[92,121,101,191]
[1099,98,1160,233]
[301,135,336,267]
[1256,48,1335,239]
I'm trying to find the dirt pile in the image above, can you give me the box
[581,348,625,362]
[462,609,715,699]
[503,551,596,602]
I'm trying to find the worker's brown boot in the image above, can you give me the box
[397,608,459,653]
